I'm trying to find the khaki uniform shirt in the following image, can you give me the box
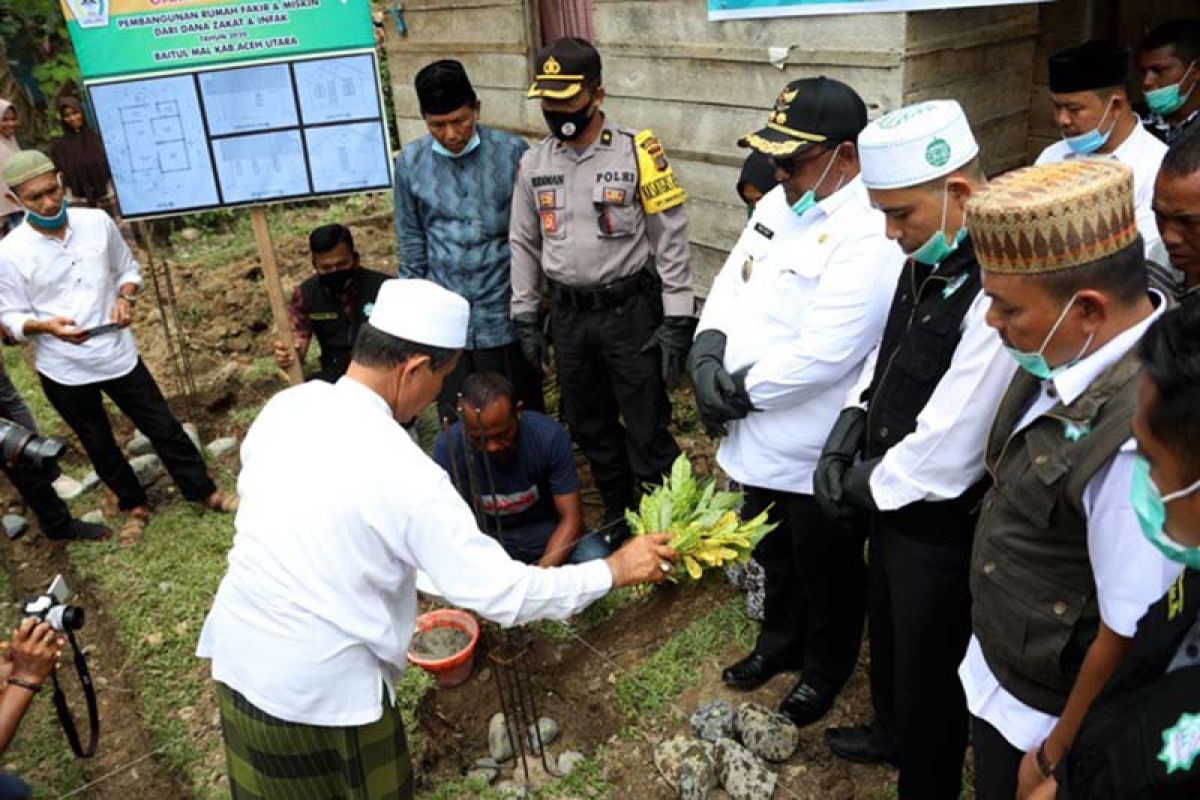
[509,118,694,317]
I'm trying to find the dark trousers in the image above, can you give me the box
[437,340,544,423]
[868,511,974,800]
[39,360,215,510]
[550,291,678,518]
[971,715,1023,800]
[0,369,70,535]
[748,486,866,696]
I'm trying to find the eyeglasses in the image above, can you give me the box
[771,145,835,178]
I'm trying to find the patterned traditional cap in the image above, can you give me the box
[968,159,1138,274]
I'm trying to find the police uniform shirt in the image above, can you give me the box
[842,286,1019,510]
[509,119,694,318]
[697,178,902,493]
[957,300,1183,751]
[197,377,611,727]
[1035,124,1167,261]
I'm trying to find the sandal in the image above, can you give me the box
[119,507,151,545]
[204,492,239,514]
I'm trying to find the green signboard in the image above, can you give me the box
[62,0,375,79]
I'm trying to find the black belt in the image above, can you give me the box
[548,269,656,312]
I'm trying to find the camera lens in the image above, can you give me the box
[0,419,65,470]
[45,605,85,633]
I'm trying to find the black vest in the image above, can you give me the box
[862,239,986,536]
[1059,569,1200,799]
[298,268,390,381]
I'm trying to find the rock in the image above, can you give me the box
[465,768,497,786]
[494,781,526,799]
[206,437,238,459]
[556,750,586,776]
[126,431,154,456]
[182,423,202,452]
[80,510,105,524]
[734,703,798,762]
[715,738,776,800]
[52,475,83,501]
[527,716,559,754]
[80,471,101,494]
[653,736,718,800]
[488,712,517,762]
[510,755,553,788]
[691,700,735,742]
[2,515,28,539]
[129,454,166,486]
[178,227,201,242]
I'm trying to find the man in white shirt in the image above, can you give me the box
[198,278,675,799]
[1034,40,1167,261]
[959,159,1180,800]
[691,77,902,728]
[0,151,233,540]
[816,101,1017,799]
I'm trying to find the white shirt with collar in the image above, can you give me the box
[958,295,1183,751]
[697,178,903,494]
[197,377,612,727]
[0,207,141,386]
[1035,123,1167,262]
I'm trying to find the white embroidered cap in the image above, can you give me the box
[858,100,980,190]
[368,279,468,349]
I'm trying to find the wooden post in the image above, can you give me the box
[249,207,304,386]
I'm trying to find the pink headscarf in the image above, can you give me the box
[0,99,21,216]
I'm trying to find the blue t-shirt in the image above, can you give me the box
[433,411,579,532]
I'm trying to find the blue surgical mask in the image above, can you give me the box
[1064,99,1117,155]
[1131,455,1200,569]
[431,131,480,159]
[1004,292,1094,380]
[909,182,967,266]
[790,149,841,217]
[25,197,68,230]
[1145,62,1197,117]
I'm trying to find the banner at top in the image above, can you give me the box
[707,0,1048,19]
[62,0,374,79]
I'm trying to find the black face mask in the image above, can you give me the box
[318,269,355,294]
[543,101,596,142]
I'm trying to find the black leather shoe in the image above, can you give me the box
[45,520,111,543]
[825,722,899,766]
[779,681,834,727]
[721,651,789,690]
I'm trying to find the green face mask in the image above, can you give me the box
[1131,455,1200,568]
[789,149,840,217]
[909,181,967,267]
[1145,61,1197,116]
[1003,292,1093,380]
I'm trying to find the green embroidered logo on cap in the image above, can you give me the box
[1159,712,1200,774]
[925,138,951,168]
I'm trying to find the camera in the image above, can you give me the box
[0,418,65,470]
[23,575,85,633]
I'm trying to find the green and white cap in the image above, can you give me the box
[858,100,979,190]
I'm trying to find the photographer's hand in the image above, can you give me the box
[0,620,63,756]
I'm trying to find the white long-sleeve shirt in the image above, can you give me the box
[1035,123,1166,262]
[197,378,612,727]
[0,208,141,385]
[959,299,1182,751]
[846,287,1019,511]
[697,179,903,494]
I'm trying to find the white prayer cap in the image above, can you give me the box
[858,100,979,190]
[368,279,468,349]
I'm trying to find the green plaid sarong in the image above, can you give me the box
[216,682,413,800]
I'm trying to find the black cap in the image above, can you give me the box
[527,38,602,101]
[415,59,477,116]
[739,77,868,158]
[1048,41,1130,94]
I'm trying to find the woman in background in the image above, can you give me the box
[0,100,22,235]
[50,97,116,219]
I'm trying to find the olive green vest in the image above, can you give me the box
[971,345,1142,716]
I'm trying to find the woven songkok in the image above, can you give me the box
[967,160,1137,274]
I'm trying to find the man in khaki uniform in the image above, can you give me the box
[510,37,695,531]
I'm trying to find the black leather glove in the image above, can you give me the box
[842,457,882,512]
[814,407,867,523]
[641,316,698,383]
[688,329,755,437]
[513,312,546,369]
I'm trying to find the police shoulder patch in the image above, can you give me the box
[634,128,686,214]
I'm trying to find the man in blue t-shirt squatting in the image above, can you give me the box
[434,372,612,566]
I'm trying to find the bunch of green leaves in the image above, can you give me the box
[625,455,776,581]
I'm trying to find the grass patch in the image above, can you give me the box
[614,597,755,719]
[2,349,68,440]
[535,587,639,642]
[0,574,86,798]
[419,754,610,800]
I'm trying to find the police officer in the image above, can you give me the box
[510,38,695,528]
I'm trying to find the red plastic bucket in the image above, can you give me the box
[406,609,480,688]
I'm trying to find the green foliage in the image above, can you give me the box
[0,0,80,119]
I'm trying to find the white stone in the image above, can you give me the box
[556,750,586,776]
[734,703,798,762]
[80,471,101,494]
[52,475,83,501]
[182,422,202,452]
[80,510,105,525]
[129,454,166,486]
[126,431,154,457]
[2,515,28,539]
[206,437,238,459]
